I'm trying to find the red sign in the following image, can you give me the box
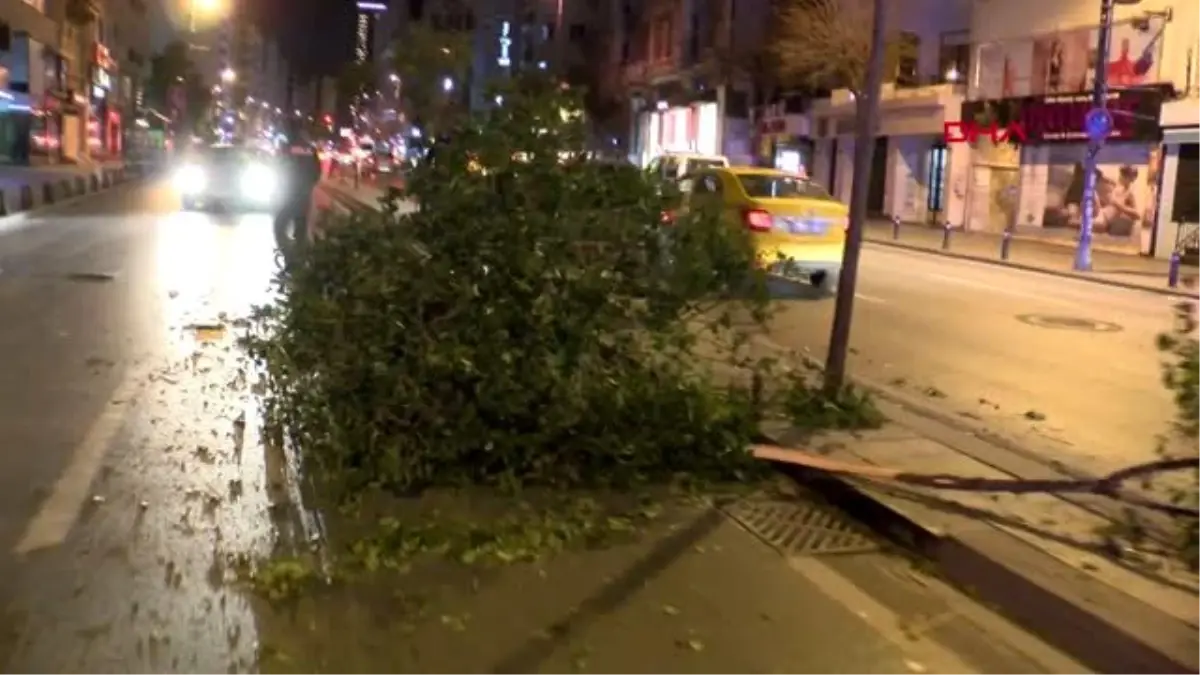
[944,121,1028,145]
[93,44,115,69]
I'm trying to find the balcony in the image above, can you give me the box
[65,0,100,25]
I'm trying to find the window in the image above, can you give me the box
[938,44,970,83]
[652,16,673,61]
[694,174,721,194]
[1174,143,1199,224]
[895,31,920,87]
[736,175,837,201]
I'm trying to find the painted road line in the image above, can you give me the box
[14,370,145,555]
[855,292,886,304]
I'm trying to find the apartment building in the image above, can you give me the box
[379,0,596,117]
[102,0,150,150]
[0,0,114,163]
[615,0,775,166]
[806,0,973,227]
[954,0,1198,258]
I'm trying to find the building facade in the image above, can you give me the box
[807,0,973,226]
[0,0,103,164]
[956,0,1198,257]
[615,0,775,167]
[102,0,150,159]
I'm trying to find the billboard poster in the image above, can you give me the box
[973,15,1166,99]
[1034,143,1157,251]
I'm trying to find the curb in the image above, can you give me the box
[769,449,1198,674]
[1,165,134,216]
[864,237,1196,299]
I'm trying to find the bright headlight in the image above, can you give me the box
[174,165,206,193]
[241,163,277,199]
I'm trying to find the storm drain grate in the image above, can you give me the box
[722,496,879,557]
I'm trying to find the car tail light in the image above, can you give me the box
[742,208,772,232]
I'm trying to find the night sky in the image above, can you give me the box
[152,0,357,79]
[258,0,356,77]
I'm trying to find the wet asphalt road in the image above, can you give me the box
[0,179,280,671]
[761,242,1186,478]
[0,177,1126,673]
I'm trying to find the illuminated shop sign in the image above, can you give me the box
[960,86,1170,144]
[498,21,512,67]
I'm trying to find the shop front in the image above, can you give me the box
[960,85,1170,255]
[754,103,813,175]
[633,99,721,167]
[90,44,121,159]
[810,84,967,224]
[1152,97,1199,261]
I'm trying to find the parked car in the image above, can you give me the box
[646,152,729,182]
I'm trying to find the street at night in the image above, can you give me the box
[0,178,1100,673]
[764,243,1184,477]
[0,0,1197,669]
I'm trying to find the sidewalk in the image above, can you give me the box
[251,489,1083,674]
[0,161,130,215]
[751,362,1199,673]
[865,219,1197,297]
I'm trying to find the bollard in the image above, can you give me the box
[941,221,952,250]
[1000,229,1013,261]
[1168,251,1181,288]
[891,215,901,240]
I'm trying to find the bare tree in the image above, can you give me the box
[770,0,878,95]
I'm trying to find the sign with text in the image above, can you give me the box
[959,85,1170,145]
[944,121,1028,145]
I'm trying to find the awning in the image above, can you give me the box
[1163,125,1199,145]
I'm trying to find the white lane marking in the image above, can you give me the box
[855,292,886,304]
[14,370,144,555]
[787,556,978,674]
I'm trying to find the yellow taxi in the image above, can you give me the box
[678,166,848,293]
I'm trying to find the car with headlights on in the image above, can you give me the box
[175,144,280,212]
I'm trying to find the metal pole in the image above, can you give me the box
[823,0,888,393]
[1075,0,1116,272]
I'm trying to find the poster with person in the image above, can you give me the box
[1031,29,1094,95]
[1038,144,1154,247]
[1104,16,1167,88]
[973,42,1034,99]
[984,17,1165,99]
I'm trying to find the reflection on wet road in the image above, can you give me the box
[0,179,285,671]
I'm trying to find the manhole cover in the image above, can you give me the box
[1016,314,1122,333]
[722,496,879,557]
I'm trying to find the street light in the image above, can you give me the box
[221,68,236,83]
[1075,0,1142,272]
[187,0,226,33]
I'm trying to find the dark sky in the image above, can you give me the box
[257,0,356,78]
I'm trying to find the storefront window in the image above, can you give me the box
[30,110,60,159]
[1173,143,1199,224]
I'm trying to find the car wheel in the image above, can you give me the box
[813,270,840,296]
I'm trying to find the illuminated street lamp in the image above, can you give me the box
[220,68,236,84]
[187,0,226,34]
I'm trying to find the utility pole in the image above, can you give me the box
[823,0,888,393]
[1075,0,1116,272]
[1075,0,1142,271]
